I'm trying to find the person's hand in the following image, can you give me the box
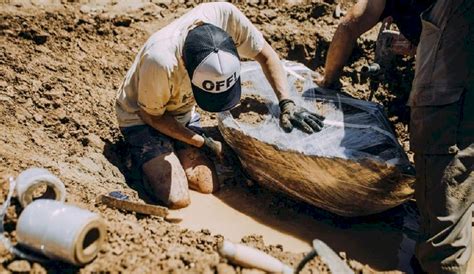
[279,99,325,134]
[314,74,329,88]
[378,17,416,57]
[389,33,416,56]
[314,74,342,91]
[201,135,224,159]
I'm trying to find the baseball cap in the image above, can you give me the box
[183,23,241,112]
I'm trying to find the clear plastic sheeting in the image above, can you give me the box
[218,61,414,217]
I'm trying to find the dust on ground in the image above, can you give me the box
[0,0,416,273]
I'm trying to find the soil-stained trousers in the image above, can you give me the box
[409,0,474,273]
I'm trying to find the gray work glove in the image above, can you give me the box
[279,99,325,134]
[202,135,224,159]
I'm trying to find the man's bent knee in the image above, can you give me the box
[142,152,190,209]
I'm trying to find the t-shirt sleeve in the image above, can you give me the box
[219,3,265,59]
[137,56,171,117]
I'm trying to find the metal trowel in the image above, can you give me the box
[99,191,181,222]
[295,239,354,274]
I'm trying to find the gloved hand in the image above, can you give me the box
[202,134,224,159]
[279,99,325,134]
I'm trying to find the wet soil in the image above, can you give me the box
[0,0,432,273]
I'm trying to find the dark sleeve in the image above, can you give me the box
[379,0,396,22]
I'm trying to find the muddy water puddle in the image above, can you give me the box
[174,183,421,273]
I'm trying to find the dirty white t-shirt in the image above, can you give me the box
[115,2,265,127]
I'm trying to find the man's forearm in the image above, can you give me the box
[322,23,358,87]
[138,110,205,148]
[320,0,385,88]
[254,42,290,101]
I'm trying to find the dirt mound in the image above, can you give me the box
[0,0,413,272]
[230,95,270,125]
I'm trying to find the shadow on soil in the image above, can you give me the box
[214,179,420,272]
[101,125,226,206]
[102,137,157,205]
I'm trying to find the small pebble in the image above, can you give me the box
[7,260,31,272]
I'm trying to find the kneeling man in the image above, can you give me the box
[115,2,324,208]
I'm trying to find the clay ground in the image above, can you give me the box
[0,0,424,273]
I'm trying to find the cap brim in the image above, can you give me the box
[192,78,241,113]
